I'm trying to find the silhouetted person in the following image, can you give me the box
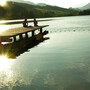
[34,18,38,26]
[23,18,28,27]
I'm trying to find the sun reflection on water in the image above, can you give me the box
[0,55,13,71]
[0,25,9,33]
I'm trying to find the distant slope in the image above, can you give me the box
[0,1,78,20]
[7,0,35,5]
[79,3,90,10]
[37,3,48,6]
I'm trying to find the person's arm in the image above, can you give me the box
[26,21,28,26]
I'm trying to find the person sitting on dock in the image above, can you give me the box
[23,18,33,28]
[23,18,28,27]
[34,18,38,26]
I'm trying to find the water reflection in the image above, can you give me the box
[0,36,49,90]
[0,16,90,90]
[0,55,14,90]
[0,56,14,90]
[0,25,9,32]
[0,56,13,71]
[1,36,49,59]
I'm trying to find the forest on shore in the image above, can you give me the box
[0,1,90,20]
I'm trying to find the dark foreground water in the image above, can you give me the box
[0,15,90,90]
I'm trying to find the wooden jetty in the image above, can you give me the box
[0,25,49,42]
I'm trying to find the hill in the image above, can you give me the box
[0,1,79,20]
[7,0,35,5]
[79,3,90,10]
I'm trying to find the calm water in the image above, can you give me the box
[0,15,90,90]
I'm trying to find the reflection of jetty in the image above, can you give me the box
[0,25,49,59]
[0,25,49,42]
[1,36,49,59]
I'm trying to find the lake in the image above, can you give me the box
[0,15,90,90]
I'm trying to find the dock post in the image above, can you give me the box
[32,31,35,37]
[13,36,16,42]
[20,34,23,41]
[40,28,42,33]
[25,32,28,39]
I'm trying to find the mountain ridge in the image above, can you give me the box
[0,1,89,20]
[79,3,90,10]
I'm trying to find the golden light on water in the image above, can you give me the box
[0,25,9,33]
[0,56,13,71]
[0,0,7,6]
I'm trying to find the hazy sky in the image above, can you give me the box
[25,0,90,8]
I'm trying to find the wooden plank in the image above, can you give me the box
[0,25,49,37]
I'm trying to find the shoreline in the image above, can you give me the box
[0,19,54,25]
[0,15,90,25]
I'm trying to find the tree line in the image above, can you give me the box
[0,1,90,20]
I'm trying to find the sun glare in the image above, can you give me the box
[0,56,13,71]
[0,25,9,33]
[0,0,7,6]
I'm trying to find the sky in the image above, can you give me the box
[24,0,90,8]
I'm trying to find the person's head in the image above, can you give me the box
[25,18,27,22]
[34,18,36,21]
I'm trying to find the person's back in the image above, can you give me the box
[34,18,38,26]
[23,18,28,27]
